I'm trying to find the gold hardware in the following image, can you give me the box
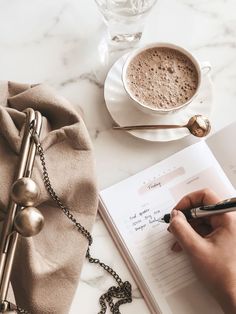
[0,109,43,312]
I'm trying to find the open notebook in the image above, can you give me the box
[99,122,236,314]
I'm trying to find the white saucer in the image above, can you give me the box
[104,54,213,142]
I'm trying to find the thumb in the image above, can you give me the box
[169,209,205,254]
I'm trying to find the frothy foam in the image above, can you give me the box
[126,47,199,110]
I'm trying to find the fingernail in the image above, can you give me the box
[171,209,178,220]
[171,242,178,251]
[171,242,182,253]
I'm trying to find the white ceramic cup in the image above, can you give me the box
[122,42,211,115]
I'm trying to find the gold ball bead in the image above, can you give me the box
[14,207,44,237]
[11,177,39,207]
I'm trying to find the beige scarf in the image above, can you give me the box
[0,81,98,314]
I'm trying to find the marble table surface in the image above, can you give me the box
[0,0,236,313]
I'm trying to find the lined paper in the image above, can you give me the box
[140,224,195,296]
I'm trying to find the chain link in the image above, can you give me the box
[28,121,132,314]
[16,305,30,314]
[0,301,30,314]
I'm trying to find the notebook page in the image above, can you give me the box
[206,121,236,188]
[100,141,235,314]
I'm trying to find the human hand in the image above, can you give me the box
[169,188,236,314]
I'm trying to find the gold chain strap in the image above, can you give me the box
[29,121,132,314]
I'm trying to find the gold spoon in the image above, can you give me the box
[113,115,211,137]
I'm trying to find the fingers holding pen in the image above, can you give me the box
[169,219,211,252]
[168,209,206,255]
[167,189,216,232]
[166,189,236,258]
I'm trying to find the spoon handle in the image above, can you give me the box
[113,124,184,131]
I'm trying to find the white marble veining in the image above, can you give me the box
[0,0,236,313]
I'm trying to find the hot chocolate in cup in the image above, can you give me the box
[122,43,211,115]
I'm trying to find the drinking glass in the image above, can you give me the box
[94,0,157,48]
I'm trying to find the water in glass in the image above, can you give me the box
[95,0,157,47]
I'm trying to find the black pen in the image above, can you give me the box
[158,197,236,223]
